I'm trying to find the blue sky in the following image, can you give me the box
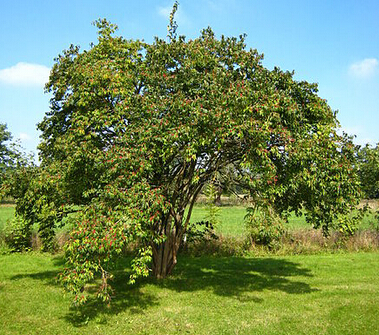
[1,0,378,160]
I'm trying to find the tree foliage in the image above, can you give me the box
[0,123,15,177]
[11,9,362,304]
[356,144,379,199]
[0,123,31,188]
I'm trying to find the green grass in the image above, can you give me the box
[0,251,378,334]
[0,204,249,236]
[189,205,315,236]
[190,205,378,235]
[190,205,315,235]
[189,205,247,236]
[1,204,378,333]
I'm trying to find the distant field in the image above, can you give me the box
[189,205,378,235]
[189,205,314,236]
[189,205,248,236]
[1,204,377,236]
[0,251,378,334]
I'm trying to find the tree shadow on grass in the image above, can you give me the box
[160,256,318,299]
[65,255,318,326]
[9,255,318,326]
[10,255,65,284]
[63,278,159,327]
[10,255,159,327]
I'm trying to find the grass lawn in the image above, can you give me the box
[0,251,378,334]
[1,204,251,236]
[189,205,248,236]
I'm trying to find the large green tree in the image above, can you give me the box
[356,144,379,199]
[27,10,360,303]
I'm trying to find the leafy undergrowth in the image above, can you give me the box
[180,229,379,258]
[0,252,378,334]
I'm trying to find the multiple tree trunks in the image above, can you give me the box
[152,236,179,279]
[152,220,183,279]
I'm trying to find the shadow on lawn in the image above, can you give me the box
[163,256,317,298]
[66,256,317,326]
[64,280,160,327]
[10,256,65,284]
[10,255,317,326]
[10,256,159,327]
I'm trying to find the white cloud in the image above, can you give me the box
[349,58,378,79]
[19,133,31,141]
[157,4,189,26]
[0,62,50,87]
[158,5,171,19]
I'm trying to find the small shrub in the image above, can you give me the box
[183,220,218,244]
[245,205,286,250]
[203,183,221,227]
[181,233,248,257]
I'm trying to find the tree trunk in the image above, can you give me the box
[152,228,182,279]
[151,186,201,279]
[214,186,223,206]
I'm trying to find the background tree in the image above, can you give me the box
[14,9,361,304]
[356,144,379,199]
[0,125,66,251]
[0,123,34,193]
[0,123,26,188]
[208,163,242,206]
[0,123,14,176]
[0,123,39,251]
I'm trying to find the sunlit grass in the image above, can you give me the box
[0,252,378,334]
[189,205,247,236]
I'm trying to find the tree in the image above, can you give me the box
[356,144,379,199]
[1,123,19,187]
[0,123,31,189]
[22,8,360,303]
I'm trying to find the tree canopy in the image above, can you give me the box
[356,144,379,199]
[0,123,15,185]
[0,123,32,188]
[11,11,361,304]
